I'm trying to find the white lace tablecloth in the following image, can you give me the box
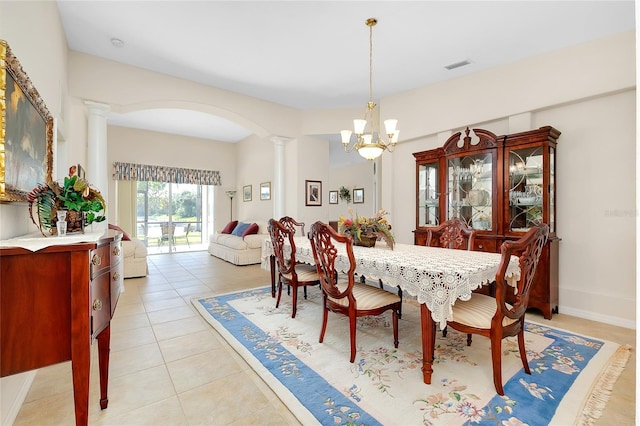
[262,237,520,329]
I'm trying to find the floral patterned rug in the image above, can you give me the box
[192,286,630,426]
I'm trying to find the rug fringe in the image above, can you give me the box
[575,344,632,426]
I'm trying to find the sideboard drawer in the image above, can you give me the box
[473,239,497,253]
[90,245,112,279]
[91,272,111,339]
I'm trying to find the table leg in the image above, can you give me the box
[420,304,434,384]
[97,325,111,409]
[270,255,276,298]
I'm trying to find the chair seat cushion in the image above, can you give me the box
[329,281,401,310]
[282,263,319,282]
[450,293,518,329]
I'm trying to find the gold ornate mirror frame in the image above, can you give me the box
[0,39,54,203]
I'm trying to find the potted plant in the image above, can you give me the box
[338,208,394,249]
[338,186,351,204]
[28,168,106,236]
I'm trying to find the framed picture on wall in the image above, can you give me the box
[243,185,252,202]
[329,190,338,204]
[260,182,271,200]
[353,188,364,204]
[1,40,54,202]
[305,180,322,206]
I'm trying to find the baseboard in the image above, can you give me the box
[1,370,37,425]
[559,305,636,330]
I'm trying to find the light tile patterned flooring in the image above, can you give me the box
[12,251,636,425]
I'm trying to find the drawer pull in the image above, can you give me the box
[478,244,483,249]
[92,299,103,311]
[92,254,102,266]
[112,272,120,282]
[112,246,121,257]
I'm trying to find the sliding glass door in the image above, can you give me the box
[137,181,212,254]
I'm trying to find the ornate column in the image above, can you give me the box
[271,136,291,219]
[84,101,110,223]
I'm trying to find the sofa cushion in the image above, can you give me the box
[109,223,131,241]
[242,223,259,237]
[221,220,238,234]
[244,234,268,249]
[232,222,251,236]
[215,234,249,250]
[122,238,147,258]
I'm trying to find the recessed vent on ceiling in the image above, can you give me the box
[445,60,471,70]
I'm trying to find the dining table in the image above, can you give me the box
[261,236,520,385]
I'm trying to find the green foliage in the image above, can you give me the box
[28,172,106,236]
[339,186,351,203]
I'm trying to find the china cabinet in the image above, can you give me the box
[413,126,560,318]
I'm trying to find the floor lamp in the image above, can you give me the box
[225,190,236,220]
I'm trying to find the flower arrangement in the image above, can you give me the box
[27,166,106,236]
[338,208,394,249]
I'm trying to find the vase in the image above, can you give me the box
[354,234,377,248]
[65,210,85,234]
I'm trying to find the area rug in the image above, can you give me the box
[192,286,630,425]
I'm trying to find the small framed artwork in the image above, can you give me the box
[329,190,338,204]
[353,188,364,204]
[260,182,271,200]
[305,180,322,206]
[243,185,252,202]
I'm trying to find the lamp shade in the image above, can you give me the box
[384,119,398,135]
[353,119,367,135]
[358,144,384,160]
[340,130,353,144]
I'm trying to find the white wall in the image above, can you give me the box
[235,134,275,223]
[328,162,376,220]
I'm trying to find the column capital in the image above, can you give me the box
[270,135,294,146]
[84,101,111,118]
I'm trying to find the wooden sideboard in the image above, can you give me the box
[0,230,123,426]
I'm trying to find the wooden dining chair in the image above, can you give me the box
[427,218,477,337]
[309,221,401,363]
[279,216,305,237]
[268,218,320,318]
[442,224,550,395]
[426,217,476,250]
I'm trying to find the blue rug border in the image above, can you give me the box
[195,286,611,426]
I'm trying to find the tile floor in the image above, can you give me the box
[12,251,636,425]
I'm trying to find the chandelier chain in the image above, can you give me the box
[369,20,373,103]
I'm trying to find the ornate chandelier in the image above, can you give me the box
[341,18,399,160]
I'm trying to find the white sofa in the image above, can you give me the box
[122,238,149,278]
[208,221,269,265]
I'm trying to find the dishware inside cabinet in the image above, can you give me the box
[447,152,493,231]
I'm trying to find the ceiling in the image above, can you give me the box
[57,0,635,160]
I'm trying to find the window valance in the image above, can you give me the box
[113,162,221,186]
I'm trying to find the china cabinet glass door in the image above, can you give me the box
[507,146,544,232]
[447,152,493,230]
[418,162,439,226]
